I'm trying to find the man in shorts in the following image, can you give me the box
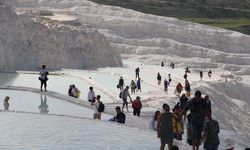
[121,86,132,112]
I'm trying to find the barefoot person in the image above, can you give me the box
[121,86,132,112]
[3,96,10,111]
[39,65,49,92]
[157,103,173,150]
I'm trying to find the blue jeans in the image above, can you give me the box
[204,143,219,150]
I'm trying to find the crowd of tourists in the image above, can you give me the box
[2,63,247,150]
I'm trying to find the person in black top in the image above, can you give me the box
[181,91,207,150]
[135,67,140,79]
[161,61,164,67]
[157,73,162,85]
[118,77,124,91]
[39,65,49,92]
[204,95,212,113]
[185,80,191,97]
[184,73,188,80]
[200,70,203,81]
[115,106,126,124]
[208,70,212,79]
[179,94,188,122]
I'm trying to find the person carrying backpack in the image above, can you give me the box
[181,90,207,150]
[132,96,142,116]
[92,95,104,119]
[39,65,49,92]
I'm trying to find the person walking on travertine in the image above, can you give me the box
[118,76,124,91]
[3,96,10,111]
[157,103,173,150]
[39,65,49,92]
[88,87,96,103]
[135,67,140,79]
[92,95,102,119]
[200,70,203,81]
[121,86,132,112]
[157,72,162,85]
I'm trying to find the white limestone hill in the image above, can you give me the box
[4,0,250,75]
[0,4,122,71]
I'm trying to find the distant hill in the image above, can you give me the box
[90,0,250,35]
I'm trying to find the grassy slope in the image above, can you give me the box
[90,0,250,35]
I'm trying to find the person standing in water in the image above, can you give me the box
[3,96,10,111]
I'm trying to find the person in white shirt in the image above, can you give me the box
[149,110,161,131]
[93,95,101,119]
[39,65,49,92]
[88,87,96,103]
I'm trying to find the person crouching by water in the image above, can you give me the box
[68,84,81,98]
[109,106,126,124]
[39,65,49,92]
[3,96,10,111]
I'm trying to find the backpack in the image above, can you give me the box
[98,102,105,112]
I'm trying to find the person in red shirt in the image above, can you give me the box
[176,83,183,97]
[131,96,142,117]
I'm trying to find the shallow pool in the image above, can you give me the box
[0,90,112,120]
